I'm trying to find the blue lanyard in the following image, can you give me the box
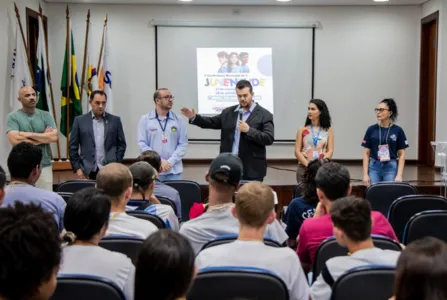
[310,124,321,147]
[155,111,169,134]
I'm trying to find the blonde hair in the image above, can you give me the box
[235,182,274,228]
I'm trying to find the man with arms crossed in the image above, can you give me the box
[6,86,58,191]
[138,88,188,181]
[181,80,274,181]
[70,90,127,180]
[196,182,309,300]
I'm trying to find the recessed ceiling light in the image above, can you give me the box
[277,0,292,2]
[178,0,193,2]
[373,0,389,2]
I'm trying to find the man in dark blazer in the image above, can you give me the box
[181,80,274,181]
[69,90,127,179]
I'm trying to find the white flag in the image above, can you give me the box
[10,20,32,112]
[98,24,113,113]
[36,15,54,116]
[86,21,98,96]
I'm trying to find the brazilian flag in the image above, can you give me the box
[60,30,82,137]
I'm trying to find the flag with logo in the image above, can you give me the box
[98,24,113,112]
[60,29,82,137]
[9,19,32,112]
[35,15,53,115]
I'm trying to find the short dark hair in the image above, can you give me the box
[136,150,161,172]
[0,165,6,188]
[236,79,253,93]
[304,99,332,130]
[153,88,169,102]
[315,162,350,201]
[217,51,228,58]
[394,237,447,300]
[63,187,111,243]
[7,142,42,179]
[0,203,61,299]
[96,163,133,200]
[301,159,329,205]
[330,196,372,242]
[89,90,108,101]
[135,230,195,300]
[239,52,249,58]
[380,98,398,122]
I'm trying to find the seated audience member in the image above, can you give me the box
[58,187,134,300]
[179,153,288,255]
[285,159,328,246]
[0,203,61,300]
[297,162,398,271]
[128,161,179,231]
[0,166,6,205]
[135,230,195,300]
[96,163,158,238]
[310,196,401,300]
[136,150,182,218]
[2,142,65,232]
[196,182,309,300]
[392,237,447,300]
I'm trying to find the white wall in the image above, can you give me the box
[3,4,423,161]
[0,0,46,172]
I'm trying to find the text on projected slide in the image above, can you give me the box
[196,48,274,115]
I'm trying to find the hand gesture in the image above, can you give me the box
[238,120,250,133]
[180,107,196,119]
[161,160,172,172]
[76,169,87,179]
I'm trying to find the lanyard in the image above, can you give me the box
[379,124,392,146]
[310,124,321,147]
[155,111,169,134]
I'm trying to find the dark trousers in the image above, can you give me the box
[89,169,99,180]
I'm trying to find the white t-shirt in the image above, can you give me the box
[106,212,158,239]
[179,206,288,255]
[196,240,309,300]
[126,202,179,231]
[310,247,401,300]
[58,245,135,300]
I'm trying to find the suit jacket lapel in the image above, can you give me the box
[245,105,259,125]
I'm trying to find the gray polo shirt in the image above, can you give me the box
[196,240,309,300]
[310,247,401,300]
[106,212,158,239]
[179,206,288,255]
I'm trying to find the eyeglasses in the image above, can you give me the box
[159,95,175,100]
[374,108,389,113]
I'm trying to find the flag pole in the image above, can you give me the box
[80,9,90,109]
[65,5,71,160]
[39,3,61,161]
[97,14,107,76]
[14,2,35,85]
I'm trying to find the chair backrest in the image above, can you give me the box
[200,234,281,252]
[126,211,166,229]
[99,235,144,264]
[403,210,447,244]
[157,195,178,216]
[365,182,417,216]
[163,180,202,221]
[312,235,402,282]
[331,265,395,300]
[57,192,73,203]
[294,183,303,199]
[187,266,289,300]
[51,274,126,300]
[56,179,96,193]
[388,195,447,241]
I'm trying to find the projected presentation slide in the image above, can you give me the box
[196,48,274,115]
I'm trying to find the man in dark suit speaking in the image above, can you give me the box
[69,90,127,179]
[181,80,274,181]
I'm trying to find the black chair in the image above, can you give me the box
[56,179,96,193]
[293,183,303,199]
[51,274,126,300]
[57,192,73,203]
[331,265,395,300]
[312,235,401,282]
[403,210,447,244]
[157,195,178,216]
[200,234,281,252]
[388,195,447,241]
[187,266,289,300]
[163,180,202,222]
[365,182,417,216]
[127,211,166,229]
[99,235,144,264]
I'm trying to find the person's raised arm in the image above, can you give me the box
[295,127,308,167]
[181,107,222,130]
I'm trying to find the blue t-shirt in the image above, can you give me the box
[284,197,316,240]
[361,124,409,160]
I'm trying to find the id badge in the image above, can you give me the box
[312,151,320,160]
[306,148,321,160]
[378,145,390,162]
[162,135,168,144]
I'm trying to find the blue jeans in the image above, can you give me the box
[158,173,182,182]
[368,159,397,185]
